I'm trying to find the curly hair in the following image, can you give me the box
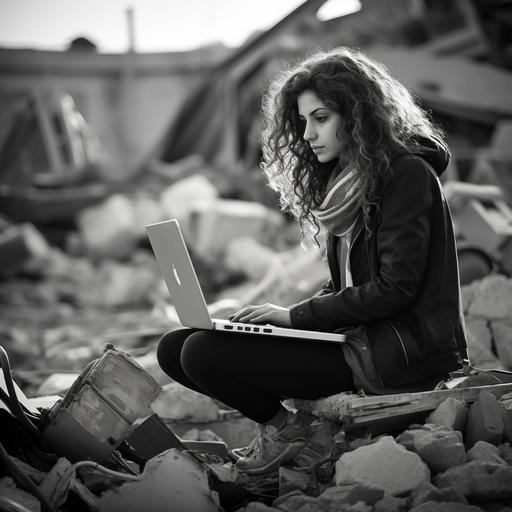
[261,46,446,246]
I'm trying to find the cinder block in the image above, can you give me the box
[465,391,504,448]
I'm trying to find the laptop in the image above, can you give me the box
[145,219,346,344]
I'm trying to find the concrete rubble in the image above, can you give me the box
[1,161,512,511]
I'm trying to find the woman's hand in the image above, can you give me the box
[230,303,292,327]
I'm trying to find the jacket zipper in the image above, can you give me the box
[387,321,410,366]
[358,224,411,367]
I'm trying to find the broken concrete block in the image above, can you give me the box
[131,194,164,237]
[460,282,478,314]
[373,493,407,512]
[466,391,504,448]
[319,482,384,507]
[409,502,484,512]
[96,260,157,308]
[224,237,280,281]
[466,274,512,320]
[499,442,512,464]
[0,223,50,278]
[465,329,503,370]
[36,373,80,396]
[425,398,468,433]
[151,381,220,422]
[435,460,512,501]
[272,490,320,511]
[410,427,467,474]
[500,392,512,443]
[189,199,284,261]
[241,503,281,512]
[465,317,493,352]
[98,449,220,512]
[467,440,507,465]
[77,194,138,260]
[409,481,468,507]
[159,174,218,238]
[490,320,512,369]
[335,436,430,496]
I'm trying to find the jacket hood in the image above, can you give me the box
[409,136,451,177]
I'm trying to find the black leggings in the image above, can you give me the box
[156,327,355,424]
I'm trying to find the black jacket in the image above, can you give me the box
[290,138,468,387]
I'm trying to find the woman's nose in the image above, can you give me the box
[303,123,316,141]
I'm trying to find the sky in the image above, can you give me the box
[0,0,360,53]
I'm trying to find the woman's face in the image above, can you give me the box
[297,90,343,163]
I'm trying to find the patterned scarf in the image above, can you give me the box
[311,167,364,236]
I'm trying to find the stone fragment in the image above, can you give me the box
[460,282,477,314]
[319,482,384,506]
[467,274,512,320]
[98,449,220,512]
[500,392,512,442]
[272,490,319,511]
[467,440,507,465]
[77,194,139,260]
[466,391,504,447]
[335,436,430,496]
[425,398,468,433]
[190,199,283,261]
[224,237,279,281]
[159,174,218,237]
[465,317,493,352]
[373,493,407,512]
[491,320,512,369]
[150,382,219,422]
[465,329,503,370]
[397,425,466,473]
[435,460,512,501]
[242,503,281,512]
[409,481,468,507]
[499,442,512,465]
[409,502,485,512]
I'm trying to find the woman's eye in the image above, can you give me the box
[316,117,328,123]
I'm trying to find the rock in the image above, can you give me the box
[465,329,503,370]
[435,460,512,501]
[500,392,512,443]
[242,503,281,512]
[189,199,283,262]
[335,436,430,496]
[411,428,467,474]
[131,194,164,238]
[77,194,139,260]
[467,441,507,465]
[98,449,220,512]
[490,320,512,369]
[150,381,220,422]
[499,442,512,465]
[272,490,320,511]
[425,398,468,433]
[373,493,407,512]
[36,373,80,396]
[409,481,468,507]
[224,237,279,281]
[466,275,512,320]
[409,502,485,512]
[465,317,493,352]
[466,391,504,448]
[319,482,384,506]
[159,174,218,238]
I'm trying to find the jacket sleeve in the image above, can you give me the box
[290,157,434,331]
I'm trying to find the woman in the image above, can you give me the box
[156,47,468,475]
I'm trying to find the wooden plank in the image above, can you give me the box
[289,383,512,427]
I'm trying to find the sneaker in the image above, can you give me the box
[235,411,316,475]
